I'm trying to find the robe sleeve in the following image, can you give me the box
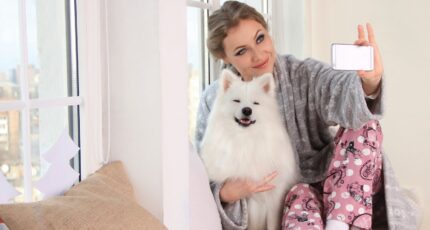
[298,57,384,129]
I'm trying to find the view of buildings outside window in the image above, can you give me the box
[0,0,79,202]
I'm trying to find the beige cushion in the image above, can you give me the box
[0,161,166,230]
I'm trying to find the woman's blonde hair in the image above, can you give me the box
[207,1,268,59]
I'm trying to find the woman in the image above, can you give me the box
[195,1,418,230]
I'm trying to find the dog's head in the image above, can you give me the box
[216,69,276,128]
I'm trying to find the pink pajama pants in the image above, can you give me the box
[282,120,383,230]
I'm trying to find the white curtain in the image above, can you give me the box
[271,0,310,59]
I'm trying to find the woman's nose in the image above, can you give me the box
[251,49,264,62]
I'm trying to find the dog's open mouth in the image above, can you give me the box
[234,117,256,127]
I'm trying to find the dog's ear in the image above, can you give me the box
[220,69,239,92]
[256,73,275,96]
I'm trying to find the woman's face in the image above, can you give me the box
[222,19,275,81]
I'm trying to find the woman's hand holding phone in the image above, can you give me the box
[331,23,383,96]
[355,23,384,96]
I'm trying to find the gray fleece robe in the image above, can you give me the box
[195,54,419,230]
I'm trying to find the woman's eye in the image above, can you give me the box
[235,48,246,56]
[256,34,265,44]
[233,99,240,103]
[253,102,260,105]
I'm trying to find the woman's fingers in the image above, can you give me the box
[259,171,278,185]
[220,171,280,202]
[366,23,376,44]
[354,23,383,95]
[254,184,276,193]
[252,171,278,193]
[354,40,370,46]
[221,170,279,202]
[357,24,365,41]
[356,23,376,46]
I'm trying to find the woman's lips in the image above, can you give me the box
[253,57,269,69]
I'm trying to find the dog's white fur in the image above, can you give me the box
[200,69,299,230]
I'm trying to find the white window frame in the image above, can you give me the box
[160,0,189,229]
[75,0,108,179]
[0,0,82,202]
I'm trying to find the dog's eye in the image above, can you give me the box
[253,102,260,105]
[233,99,240,103]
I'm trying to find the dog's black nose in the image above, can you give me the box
[242,107,252,116]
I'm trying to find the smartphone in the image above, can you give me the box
[331,43,374,71]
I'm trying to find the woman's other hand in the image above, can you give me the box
[355,23,384,96]
[219,171,278,203]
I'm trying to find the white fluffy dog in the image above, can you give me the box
[200,69,299,230]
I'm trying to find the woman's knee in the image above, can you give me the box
[285,183,321,200]
[360,120,383,148]
[283,183,324,229]
[335,120,383,157]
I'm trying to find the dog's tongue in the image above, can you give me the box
[240,118,251,125]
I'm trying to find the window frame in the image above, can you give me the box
[75,0,108,179]
[0,0,82,202]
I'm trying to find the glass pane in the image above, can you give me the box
[244,0,262,12]
[0,0,20,101]
[27,0,71,99]
[31,106,80,201]
[0,106,79,203]
[0,110,24,202]
[220,0,263,12]
[187,7,205,144]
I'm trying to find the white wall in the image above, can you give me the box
[106,0,163,220]
[310,1,430,228]
[105,0,189,229]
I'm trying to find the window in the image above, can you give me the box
[187,2,208,145]
[0,0,81,203]
[187,0,271,144]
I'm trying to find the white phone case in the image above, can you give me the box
[331,43,374,71]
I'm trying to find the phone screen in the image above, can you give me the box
[331,44,374,71]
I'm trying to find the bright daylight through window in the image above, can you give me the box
[0,0,80,203]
